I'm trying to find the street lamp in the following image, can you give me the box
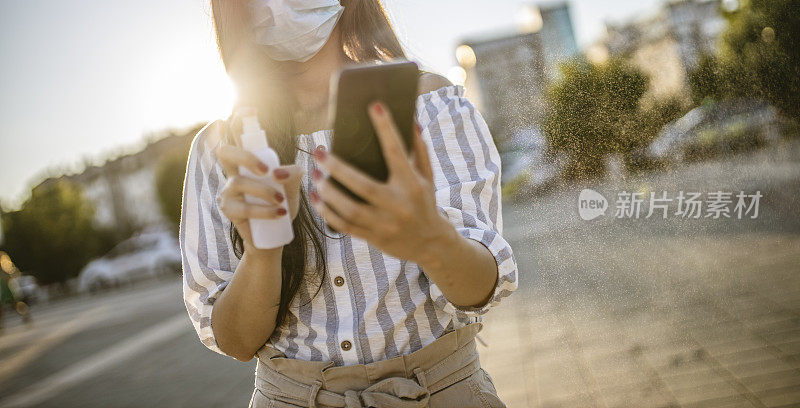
[0,251,13,275]
[518,5,543,33]
[456,45,476,68]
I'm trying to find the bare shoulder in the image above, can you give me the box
[417,72,453,97]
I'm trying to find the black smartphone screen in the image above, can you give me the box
[329,60,420,202]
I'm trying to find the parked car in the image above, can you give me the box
[648,99,784,162]
[78,230,181,292]
[8,275,41,304]
[500,126,565,197]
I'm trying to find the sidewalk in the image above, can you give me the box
[480,231,800,407]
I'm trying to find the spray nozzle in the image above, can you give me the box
[238,108,268,152]
[242,115,262,136]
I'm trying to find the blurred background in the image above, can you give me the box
[1,0,799,407]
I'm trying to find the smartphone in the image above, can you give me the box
[328,60,419,202]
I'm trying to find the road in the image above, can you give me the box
[1,139,799,407]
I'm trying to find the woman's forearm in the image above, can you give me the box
[416,218,498,309]
[210,246,283,361]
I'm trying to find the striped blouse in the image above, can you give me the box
[181,85,518,366]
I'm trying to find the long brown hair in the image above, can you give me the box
[211,0,406,330]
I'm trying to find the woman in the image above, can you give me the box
[181,1,518,406]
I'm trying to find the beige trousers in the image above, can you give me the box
[249,323,505,408]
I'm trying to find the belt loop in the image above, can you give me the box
[413,367,428,389]
[308,380,322,408]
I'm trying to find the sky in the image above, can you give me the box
[0,0,663,209]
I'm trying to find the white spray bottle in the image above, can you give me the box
[238,111,294,249]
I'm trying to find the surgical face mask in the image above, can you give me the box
[250,0,344,62]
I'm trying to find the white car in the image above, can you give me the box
[648,99,783,162]
[8,275,41,303]
[78,231,181,292]
[500,126,566,195]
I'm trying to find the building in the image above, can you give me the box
[32,126,197,235]
[539,2,579,78]
[603,0,726,102]
[459,32,547,147]
[457,2,579,147]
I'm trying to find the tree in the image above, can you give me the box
[688,54,725,106]
[543,57,649,179]
[0,180,116,285]
[639,95,688,139]
[155,151,189,232]
[718,0,800,118]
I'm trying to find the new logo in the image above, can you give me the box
[578,189,608,220]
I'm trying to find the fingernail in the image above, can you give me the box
[415,123,422,133]
[309,191,320,203]
[274,192,284,203]
[311,168,322,180]
[276,207,287,216]
[313,148,326,161]
[372,102,384,115]
[258,162,269,174]
[274,168,289,179]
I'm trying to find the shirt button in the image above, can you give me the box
[334,276,345,287]
[316,145,326,152]
[341,340,352,351]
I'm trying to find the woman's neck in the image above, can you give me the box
[287,35,346,133]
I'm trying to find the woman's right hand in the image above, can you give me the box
[215,143,304,252]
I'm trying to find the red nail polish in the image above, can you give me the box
[274,168,289,179]
[311,168,322,180]
[309,191,320,203]
[415,123,422,133]
[373,102,384,115]
[276,207,287,216]
[313,148,326,161]
[274,192,284,203]
[258,162,269,173]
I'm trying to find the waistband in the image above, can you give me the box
[254,322,483,408]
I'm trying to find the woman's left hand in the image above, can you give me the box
[310,101,456,266]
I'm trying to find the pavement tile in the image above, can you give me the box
[537,393,597,408]
[713,347,785,367]
[599,382,678,408]
[705,338,767,357]
[722,357,795,379]
[736,368,800,393]
[775,339,800,355]
[759,389,800,407]
[761,328,800,345]
[679,393,750,408]
[660,367,735,392]
[532,360,593,402]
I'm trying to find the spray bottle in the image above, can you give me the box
[238,110,294,249]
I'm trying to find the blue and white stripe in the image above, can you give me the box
[181,85,518,366]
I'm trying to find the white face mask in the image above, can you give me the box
[250,0,344,62]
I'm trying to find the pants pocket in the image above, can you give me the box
[471,369,506,408]
[249,389,272,408]
[430,369,506,408]
[251,389,311,408]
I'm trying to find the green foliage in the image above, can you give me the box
[543,58,649,179]
[0,180,116,285]
[639,95,688,142]
[688,54,725,106]
[500,172,531,201]
[1,276,14,304]
[155,151,189,232]
[717,0,800,118]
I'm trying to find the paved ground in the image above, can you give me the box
[0,139,798,407]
